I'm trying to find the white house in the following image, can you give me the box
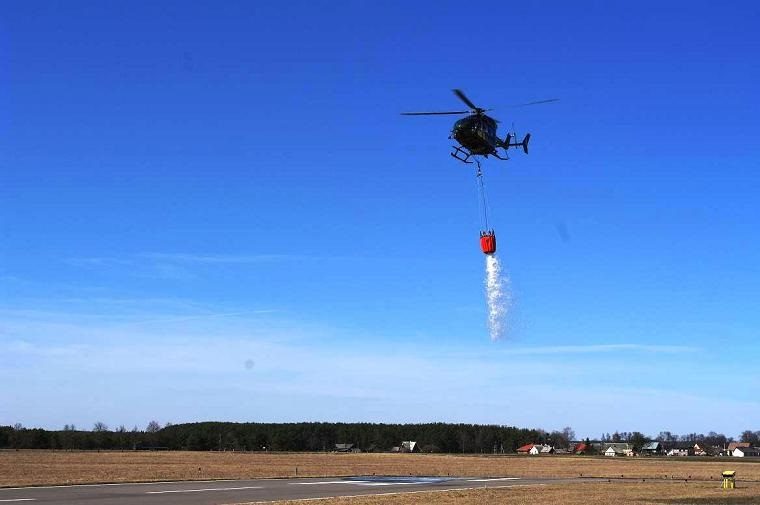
[401,441,419,453]
[728,442,750,452]
[693,443,716,456]
[667,448,689,457]
[529,445,541,455]
[604,443,634,457]
[733,447,760,457]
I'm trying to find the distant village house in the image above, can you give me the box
[693,442,716,456]
[400,441,419,453]
[334,443,358,453]
[572,442,588,455]
[639,442,663,456]
[728,442,751,452]
[733,446,760,458]
[604,443,634,457]
[516,443,534,454]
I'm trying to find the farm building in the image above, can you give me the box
[334,443,357,453]
[667,447,689,457]
[665,442,693,457]
[400,441,419,453]
[733,446,760,457]
[523,444,554,455]
[516,443,534,454]
[639,442,663,456]
[693,442,717,456]
[728,442,750,452]
[604,443,634,457]
[572,442,588,455]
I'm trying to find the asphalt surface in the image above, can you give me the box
[0,475,576,504]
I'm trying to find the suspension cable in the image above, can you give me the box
[475,160,491,232]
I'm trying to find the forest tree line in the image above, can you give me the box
[1,422,757,453]
[0,421,547,453]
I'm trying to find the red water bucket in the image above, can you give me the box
[480,232,496,255]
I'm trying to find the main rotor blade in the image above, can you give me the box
[453,89,479,110]
[508,98,560,108]
[401,111,469,115]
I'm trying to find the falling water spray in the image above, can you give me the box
[485,254,510,340]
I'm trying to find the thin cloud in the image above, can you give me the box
[139,252,298,264]
[109,309,279,328]
[65,252,321,271]
[66,251,390,269]
[498,343,700,355]
[64,257,135,267]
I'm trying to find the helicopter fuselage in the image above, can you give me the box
[451,114,500,155]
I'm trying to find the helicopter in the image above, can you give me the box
[402,89,557,164]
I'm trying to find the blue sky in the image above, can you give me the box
[1,1,759,438]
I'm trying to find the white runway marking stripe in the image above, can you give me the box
[292,481,422,486]
[0,499,37,502]
[292,481,348,485]
[146,485,262,494]
[348,482,421,486]
[468,477,521,482]
[0,479,240,491]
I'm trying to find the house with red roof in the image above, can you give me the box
[516,443,534,454]
[728,442,750,452]
[573,442,588,455]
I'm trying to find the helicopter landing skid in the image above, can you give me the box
[450,145,474,164]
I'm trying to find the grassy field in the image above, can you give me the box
[2,451,759,488]
[239,481,760,505]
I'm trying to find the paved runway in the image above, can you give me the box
[0,475,575,504]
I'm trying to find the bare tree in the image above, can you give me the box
[130,426,139,450]
[146,420,162,433]
[116,425,127,450]
[629,431,649,450]
[705,431,727,447]
[93,422,109,432]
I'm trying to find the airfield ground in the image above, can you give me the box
[2,451,760,504]
[3,451,760,487]
[246,481,760,505]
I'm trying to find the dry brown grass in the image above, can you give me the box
[2,451,759,488]
[242,481,760,505]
